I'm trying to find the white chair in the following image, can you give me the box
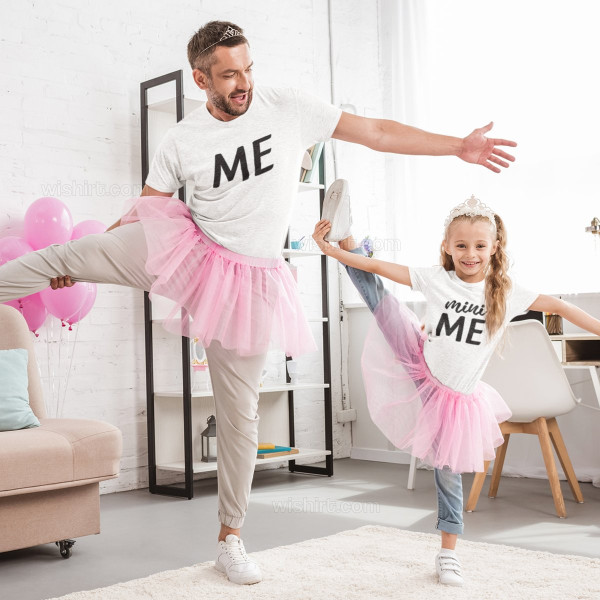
[465,319,584,518]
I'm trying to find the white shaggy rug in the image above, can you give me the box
[50,525,600,600]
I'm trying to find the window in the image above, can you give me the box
[377,0,600,297]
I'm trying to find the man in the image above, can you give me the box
[0,20,516,586]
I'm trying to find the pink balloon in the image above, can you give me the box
[0,236,34,266]
[24,197,73,250]
[71,220,106,240]
[66,282,97,326]
[40,282,88,323]
[5,293,47,335]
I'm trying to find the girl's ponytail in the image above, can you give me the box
[484,214,511,338]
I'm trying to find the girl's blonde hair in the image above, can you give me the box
[440,214,511,338]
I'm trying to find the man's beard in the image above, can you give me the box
[209,85,253,117]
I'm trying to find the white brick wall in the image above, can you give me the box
[0,0,384,493]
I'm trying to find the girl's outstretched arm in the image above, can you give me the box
[312,220,412,287]
[529,295,600,336]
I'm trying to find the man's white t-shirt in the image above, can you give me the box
[145,86,342,258]
[409,266,539,394]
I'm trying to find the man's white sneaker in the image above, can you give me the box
[215,534,262,585]
[321,179,352,242]
[435,549,464,586]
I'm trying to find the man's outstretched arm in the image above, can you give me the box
[331,112,516,173]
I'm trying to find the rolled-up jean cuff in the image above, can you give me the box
[436,518,464,535]
[219,511,245,529]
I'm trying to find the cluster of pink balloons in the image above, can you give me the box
[0,197,105,335]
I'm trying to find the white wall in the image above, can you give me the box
[0,0,384,493]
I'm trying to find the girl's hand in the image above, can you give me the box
[312,219,334,255]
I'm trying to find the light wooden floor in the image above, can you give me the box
[2,458,599,600]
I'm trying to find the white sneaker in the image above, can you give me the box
[321,179,352,242]
[215,534,262,585]
[435,549,464,586]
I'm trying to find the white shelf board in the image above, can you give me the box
[550,334,600,341]
[282,249,323,258]
[298,182,324,192]
[148,97,204,114]
[157,448,331,474]
[155,382,329,399]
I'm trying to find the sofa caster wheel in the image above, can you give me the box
[56,539,76,559]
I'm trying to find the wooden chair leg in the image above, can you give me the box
[488,433,510,498]
[536,417,567,518]
[465,460,491,512]
[547,417,584,504]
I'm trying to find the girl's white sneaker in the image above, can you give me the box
[215,534,262,585]
[435,549,464,586]
[321,179,352,242]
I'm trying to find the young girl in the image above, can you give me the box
[313,187,600,586]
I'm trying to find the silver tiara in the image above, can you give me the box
[199,26,244,54]
[444,195,496,231]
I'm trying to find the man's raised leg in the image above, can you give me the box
[0,222,155,301]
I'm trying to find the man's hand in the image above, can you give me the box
[459,121,516,173]
[50,276,74,290]
[312,220,334,255]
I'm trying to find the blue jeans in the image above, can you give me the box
[344,248,464,534]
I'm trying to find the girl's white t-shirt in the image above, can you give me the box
[409,266,540,394]
[145,86,342,258]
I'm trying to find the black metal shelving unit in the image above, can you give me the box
[285,156,334,478]
[140,70,333,499]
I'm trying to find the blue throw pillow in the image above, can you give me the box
[0,348,40,431]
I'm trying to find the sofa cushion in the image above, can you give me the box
[0,348,40,431]
[0,418,122,493]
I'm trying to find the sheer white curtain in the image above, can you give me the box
[378,0,600,296]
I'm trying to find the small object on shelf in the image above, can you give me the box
[290,237,305,250]
[191,337,210,391]
[545,313,563,336]
[201,415,217,462]
[191,337,209,371]
[259,368,267,387]
[300,143,324,183]
[259,366,278,387]
[286,359,299,384]
[360,236,374,258]
[301,150,312,171]
[257,446,300,458]
[585,217,600,235]
[258,443,276,450]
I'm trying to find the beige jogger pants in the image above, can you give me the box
[0,222,266,528]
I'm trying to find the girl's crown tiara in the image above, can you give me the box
[199,26,244,54]
[444,195,497,231]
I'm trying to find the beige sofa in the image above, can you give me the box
[0,304,122,557]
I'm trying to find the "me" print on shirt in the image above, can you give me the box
[213,134,274,188]
[435,299,487,345]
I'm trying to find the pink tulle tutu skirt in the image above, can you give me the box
[361,293,511,473]
[120,196,317,358]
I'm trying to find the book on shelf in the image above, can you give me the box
[256,445,300,459]
[299,142,324,184]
